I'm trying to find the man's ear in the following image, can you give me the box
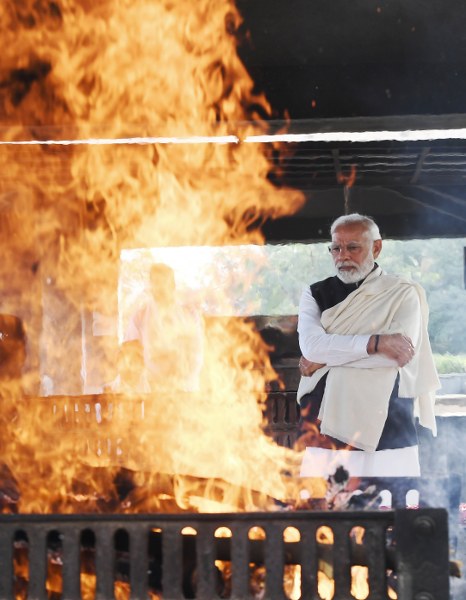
[372,239,382,259]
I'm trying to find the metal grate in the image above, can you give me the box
[0,508,449,599]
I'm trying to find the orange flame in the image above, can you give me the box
[0,0,311,513]
[337,164,357,188]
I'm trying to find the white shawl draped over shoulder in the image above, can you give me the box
[297,267,440,451]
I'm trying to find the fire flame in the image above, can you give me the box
[336,163,357,188]
[0,0,309,513]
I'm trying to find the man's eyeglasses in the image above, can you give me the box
[328,244,363,256]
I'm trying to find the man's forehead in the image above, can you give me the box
[331,224,368,240]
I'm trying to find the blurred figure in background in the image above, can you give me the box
[119,263,204,393]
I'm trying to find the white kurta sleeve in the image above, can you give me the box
[297,287,397,368]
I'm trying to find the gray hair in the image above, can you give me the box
[330,213,381,241]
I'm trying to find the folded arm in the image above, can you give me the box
[298,286,417,370]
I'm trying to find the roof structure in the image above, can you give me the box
[236,0,466,240]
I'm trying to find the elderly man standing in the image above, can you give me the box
[297,213,440,484]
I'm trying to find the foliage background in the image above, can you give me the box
[120,237,466,356]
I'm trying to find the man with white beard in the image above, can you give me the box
[296,213,440,491]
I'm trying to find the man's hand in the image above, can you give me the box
[369,333,415,367]
[299,356,326,376]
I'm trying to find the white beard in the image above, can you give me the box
[336,255,375,284]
